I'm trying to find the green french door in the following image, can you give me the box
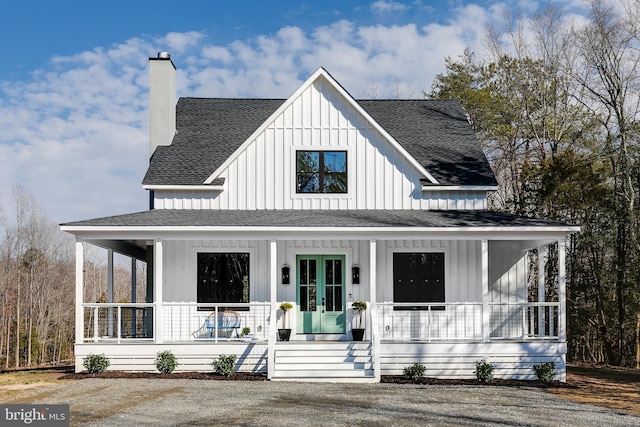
[296,255,346,334]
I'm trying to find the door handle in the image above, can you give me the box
[322,298,325,313]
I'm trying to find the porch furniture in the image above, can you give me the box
[193,310,241,339]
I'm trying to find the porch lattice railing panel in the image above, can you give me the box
[377,302,559,342]
[81,302,271,343]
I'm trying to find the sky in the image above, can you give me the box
[0,0,590,225]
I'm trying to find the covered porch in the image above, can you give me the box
[63,209,576,382]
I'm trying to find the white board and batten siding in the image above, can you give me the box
[160,238,508,306]
[153,77,488,211]
[379,342,566,380]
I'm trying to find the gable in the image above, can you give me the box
[188,75,449,209]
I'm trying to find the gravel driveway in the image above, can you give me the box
[9,379,640,426]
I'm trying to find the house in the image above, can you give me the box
[61,52,578,382]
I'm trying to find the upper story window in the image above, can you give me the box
[296,151,347,193]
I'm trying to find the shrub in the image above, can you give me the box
[83,353,110,374]
[474,359,493,383]
[403,363,426,381]
[533,362,555,382]
[212,354,237,377]
[155,350,179,374]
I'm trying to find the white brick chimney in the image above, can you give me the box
[149,52,176,157]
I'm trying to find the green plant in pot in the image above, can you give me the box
[351,301,367,341]
[241,327,252,341]
[278,302,293,341]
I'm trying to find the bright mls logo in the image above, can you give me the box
[1,405,69,426]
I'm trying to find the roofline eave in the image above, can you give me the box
[61,224,580,242]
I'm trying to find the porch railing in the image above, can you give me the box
[81,302,271,343]
[81,301,559,344]
[162,302,271,342]
[377,302,559,342]
[82,303,155,343]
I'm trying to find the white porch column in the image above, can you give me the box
[154,240,164,343]
[75,240,84,345]
[558,238,567,382]
[558,239,566,342]
[369,239,381,382]
[131,257,137,337]
[481,239,490,342]
[107,249,114,337]
[537,245,547,337]
[131,257,137,303]
[267,240,277,380]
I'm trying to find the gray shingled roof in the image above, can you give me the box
[142,98,497,187]
[61,209,570,229]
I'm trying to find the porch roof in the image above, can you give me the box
[62,209,576,230]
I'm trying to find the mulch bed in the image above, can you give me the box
[381,376,572,388]
[61,371,268,381]
[60,371,570,388]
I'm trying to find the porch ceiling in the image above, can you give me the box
[61,209,578,242]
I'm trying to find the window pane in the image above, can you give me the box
[324,151,346,172]
[197,253,250,310]
[297,151,319,172]
[393,253,444,310]
[300,286,308,312]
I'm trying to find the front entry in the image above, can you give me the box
[296,255,345,334]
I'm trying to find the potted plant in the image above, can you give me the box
[351,301,367,341]
[278,302,293,341]
[241,327,252,342]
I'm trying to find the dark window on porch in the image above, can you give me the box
[393,252,445,310]
[197,253,249,311]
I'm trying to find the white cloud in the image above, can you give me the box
[371,1,410,13]
[0,2,572,224]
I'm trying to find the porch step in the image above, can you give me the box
[271,342,376,382]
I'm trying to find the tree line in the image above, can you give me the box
[431,0,640,367]
[0,185,143,369]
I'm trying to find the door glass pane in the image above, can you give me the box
[326,260,334,285]
[335,286,342,312]
[300,259,308,285]
[326,286,334,311]
[300,286,308,311]
[309,285,317,311]
[309,260,317,284]
[334,259,342,284]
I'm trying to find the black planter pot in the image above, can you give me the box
[278,329,291,341]
[352,328,365,341]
